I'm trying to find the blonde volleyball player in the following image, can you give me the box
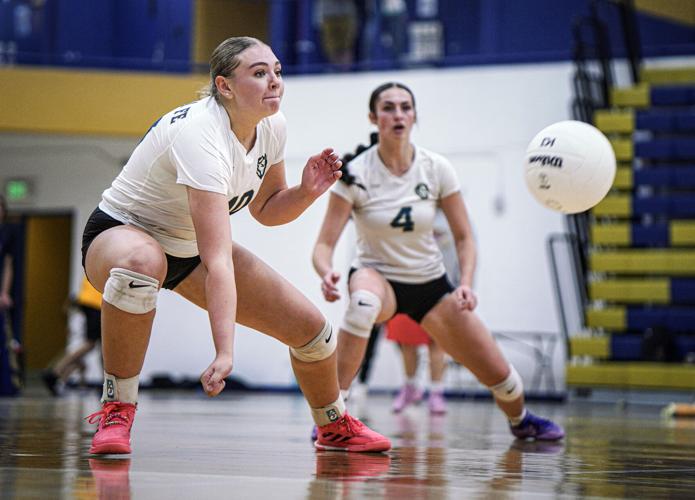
[81,37,390,455]
[312,82,564,441]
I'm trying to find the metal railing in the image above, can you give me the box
[555,0,642,355]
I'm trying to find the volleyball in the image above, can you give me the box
[523,120,616,214]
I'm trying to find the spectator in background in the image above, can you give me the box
[315,0,359,69]
[381,0,409,62]
[358,0,409,67]
[0,195,14,313]
[42,276,103,396]
[0,194,21,396]
[387,313,448,413]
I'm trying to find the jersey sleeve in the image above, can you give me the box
[170,119,230,195]
[437,156,460,199]
[331,179,356,203]
[267,112,287,165]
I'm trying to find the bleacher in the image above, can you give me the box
[568,56,695,390]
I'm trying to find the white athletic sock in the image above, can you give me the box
[102,372,139,404]
[509,408,527,427]
[340,388,350,402]
[406,376,418,387]
[311,394,346,427]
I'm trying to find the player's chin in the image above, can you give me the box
[263,98,281,113]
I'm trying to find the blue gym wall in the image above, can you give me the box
[0,0,693,72]
[0,0,192,71]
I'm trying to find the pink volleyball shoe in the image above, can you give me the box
[86,402,136,454]
[314,413,391,452]
[392,383,424,413]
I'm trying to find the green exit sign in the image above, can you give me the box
[5,179,33,202]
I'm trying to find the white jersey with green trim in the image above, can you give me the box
[99,97,286,257]
[332,145,460,283]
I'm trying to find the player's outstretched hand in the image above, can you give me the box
[321,270,341,302]
[300,148,342,199]
[200,353,233,397]
[454,285,478,311]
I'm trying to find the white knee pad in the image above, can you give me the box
[340,290,381,338]
[103,267,159,315]
[290,321,336,362]
[488,365,524,402]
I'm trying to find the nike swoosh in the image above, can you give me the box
[325,331,333,343]
[506,386,516,394]
[357,301,373,307]
[129,281,150,289]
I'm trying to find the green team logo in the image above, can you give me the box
[415,183,430,200]
[256,154,268,179]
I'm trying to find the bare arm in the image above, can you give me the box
[249,149,342,226]
[312,193,353,302]
[440,192,478,309]
[187,187,236,396]
[0,254,13,309]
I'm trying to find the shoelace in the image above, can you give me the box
[86,402,132,427]
[341,415,364,435]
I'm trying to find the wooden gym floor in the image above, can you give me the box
[1,388,695,499]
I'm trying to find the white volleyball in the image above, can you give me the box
[524,120,616,214]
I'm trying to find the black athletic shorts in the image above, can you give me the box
[348,268,454,323]
[81,207,201,290]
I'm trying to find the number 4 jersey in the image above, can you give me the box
[100,96,286,258]
[332,145,460,284]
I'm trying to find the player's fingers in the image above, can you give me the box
[318,150,340,169]
[209,367,224,386]
[328,153,341,169]
[206,379,225,397]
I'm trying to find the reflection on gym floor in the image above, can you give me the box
[2,391,695,499]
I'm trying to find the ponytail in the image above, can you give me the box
[339,132,379,189]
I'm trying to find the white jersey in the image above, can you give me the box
[332,145,460,283]
[100,97,286,257]
[433,209,461,286]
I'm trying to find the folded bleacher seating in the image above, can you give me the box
[568,66,695,391]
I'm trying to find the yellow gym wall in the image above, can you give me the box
[634,0,695,26]
[193,0,269,66]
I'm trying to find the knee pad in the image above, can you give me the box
[488,365,523,402]
[103,267,159,315]
[340,290,381,338]
[290,321,336,362]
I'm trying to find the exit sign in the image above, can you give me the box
[4,178,33,202]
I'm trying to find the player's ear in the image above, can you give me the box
[215,75,234,99]
[368,111,377,125]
